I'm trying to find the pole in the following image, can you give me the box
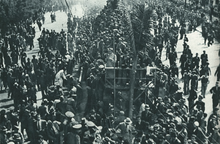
[113,31,116,117]
[125,7,137,119]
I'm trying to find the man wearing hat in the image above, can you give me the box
[165,128,181,144]
[64,124,81,144]
[189,134,199,144]
[0,126,8,144]
[141,104,153,125]
[46,120,60,144]
[11,125,24,144]
[115,117,134,144]
[192,53,200,69]
[54,67,67,87]
[20,49,27,68]
[35,114,47,141]
[56,96,67,122]
[210,82,220,111]
[210,125,220,144]
[62,111,75,138]
[190,70,199,91]
[191,95,205,113]
[200,73,209,98]
[201,51,208,66]
[188,88,198,114]
[207,108,219,135]
[183,70,191,95]
[114,111,126,127]
[37,100,48,120]
[193,121,210,144]
[31,55,38,72]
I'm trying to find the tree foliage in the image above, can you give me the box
[130,2,156,52]
[0,0,63,34]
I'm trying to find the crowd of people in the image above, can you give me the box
[0,0,220,144]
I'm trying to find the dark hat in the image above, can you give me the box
[49,108,55,114]
[43,99,49,103]
[65,111,74,118]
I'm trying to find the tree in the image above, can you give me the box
[121,1,155,118]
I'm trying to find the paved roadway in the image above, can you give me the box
[0,1,219,127]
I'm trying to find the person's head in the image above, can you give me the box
[60,95,64,102]
[213,108,219,114]
[124,117,132,126]
[37,114,41,121]
[193,121,199,128]
[47,120,53,127]
[145,104,150,112]
[198,95,203,101]
[137,116,141,123]
[203,50,206,54]
[216,81,219,87]
[119,111,124,116]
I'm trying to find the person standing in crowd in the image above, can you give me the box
[0,126,8,144]
[192,53,200,69]
[64,124,81,144]
[37,20,42,31]
[201,51,208,67]
[190,70,199,91]
[188,88,198,114]
[200,73,209,98]
[46,120,60,144]
[55,67,66,87]
[20,50,27,68]
[35,114,47,141]
[191,95,205,113]
[210,82,220,111]
[115,117,134,144]
[193,121,210,144]
[183,70,191,95]
[180,26,186,40]
[214,64,220,81]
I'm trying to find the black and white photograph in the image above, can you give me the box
[0,0,220,143]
